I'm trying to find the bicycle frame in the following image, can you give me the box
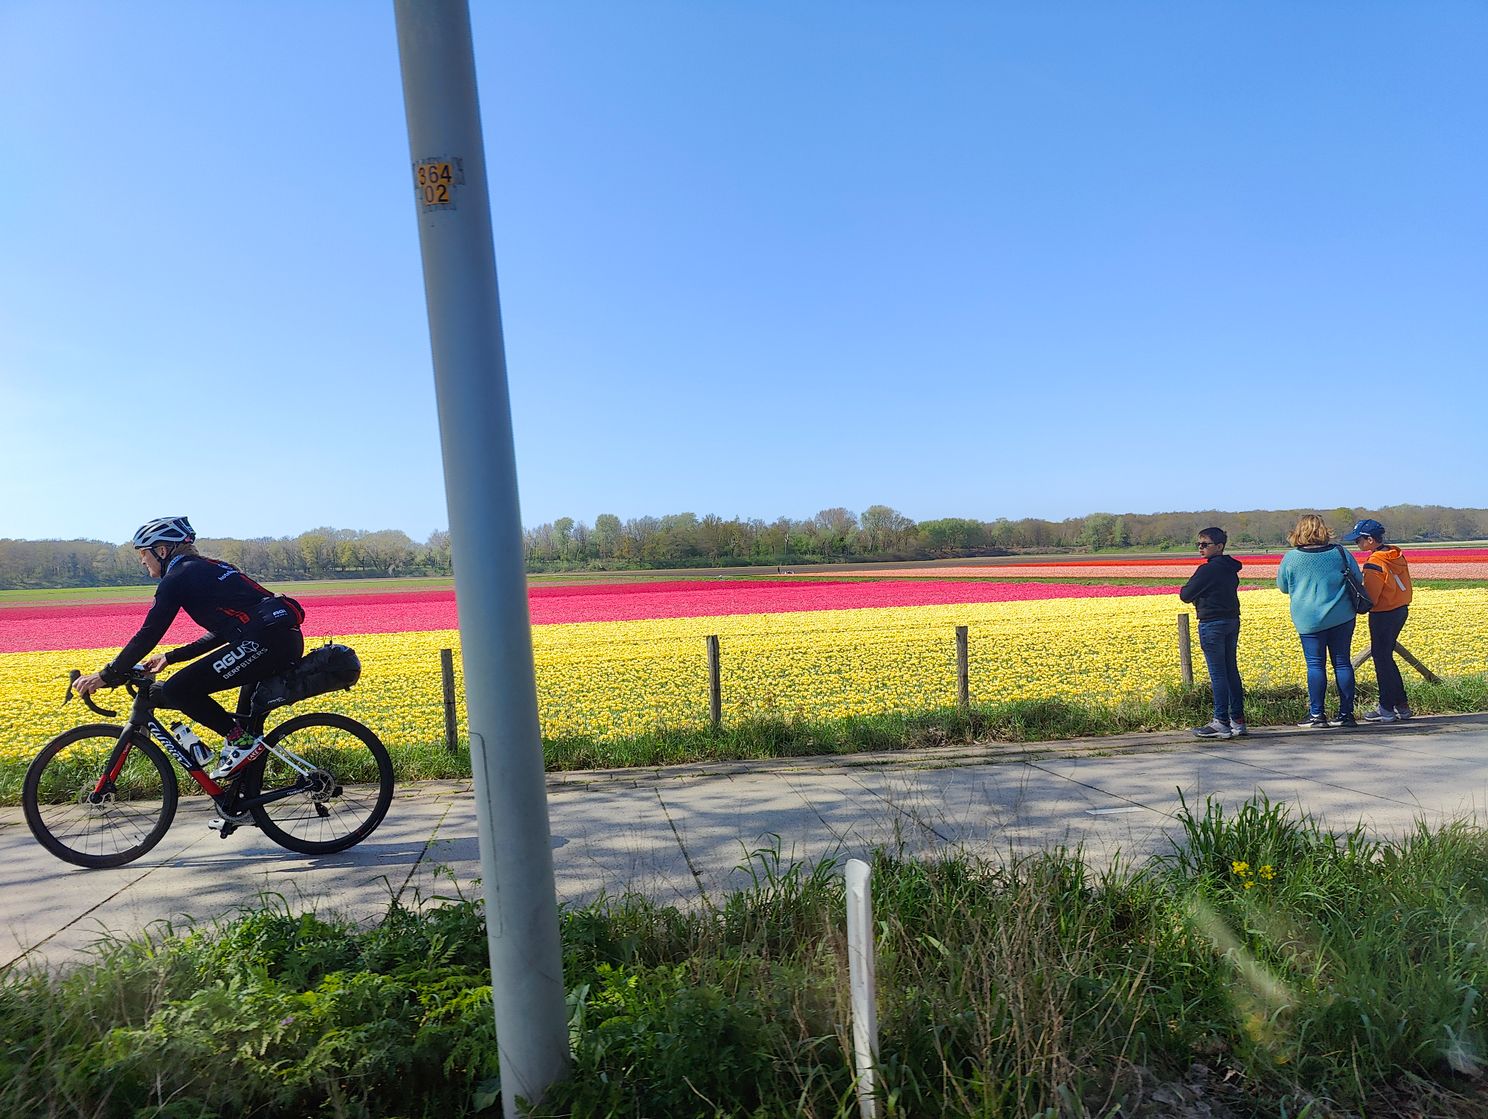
[82,673,321,820]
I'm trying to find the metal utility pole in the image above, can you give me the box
[392,2,569,1113]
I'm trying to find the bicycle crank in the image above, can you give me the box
[208,808,253,838]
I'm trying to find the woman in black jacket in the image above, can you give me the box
[1179,527,1246,739]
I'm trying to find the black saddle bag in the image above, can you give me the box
[249,643,362,717]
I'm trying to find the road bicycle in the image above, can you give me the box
[22,663,394,869]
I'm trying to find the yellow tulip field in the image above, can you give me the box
[3,586,1485,763]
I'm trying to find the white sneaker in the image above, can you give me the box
[210,734,266,779]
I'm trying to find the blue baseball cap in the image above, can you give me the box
[1341,518,1385,542]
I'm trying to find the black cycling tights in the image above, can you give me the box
[156,624,304,738]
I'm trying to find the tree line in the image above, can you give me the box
[0,528,451,590]
[4,504,1485,589]
[520,503,1488,570]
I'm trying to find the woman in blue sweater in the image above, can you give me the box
[1276,514,1363,728]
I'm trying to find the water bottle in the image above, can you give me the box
[172,723,213,767]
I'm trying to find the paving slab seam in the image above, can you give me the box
[652,786,709,905]
[782,778,858,850]
[392,798,457,907]
[835,770,957,844]
[3,854,182,975]
[1022,760,1175,819]
[1199,753,1448,815]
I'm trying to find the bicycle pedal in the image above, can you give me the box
[208,817,239,838]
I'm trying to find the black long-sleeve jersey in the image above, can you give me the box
[101,554,297,683]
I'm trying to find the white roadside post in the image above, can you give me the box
[845,858,881,1119]
[392,2,569,1114]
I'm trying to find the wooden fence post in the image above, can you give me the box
[955,625,970,709]
[440,647,459,755]
[1351,643,1441,684]
[1396,643,1441,684]
[1177,614,1193,686]
[706,634,722,729]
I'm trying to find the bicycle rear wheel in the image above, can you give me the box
[245,713,394,854]
[22,724,179,869]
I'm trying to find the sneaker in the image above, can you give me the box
[1297,715,1329,728]
[1361,706,1398,723]
[1330,714,1358,728]
[210,732,266,779]
[1394,706,1414,721]
[1193,719,1235,740]
[1230,722,1248,738]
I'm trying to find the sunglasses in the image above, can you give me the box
[1196,541,1216,549]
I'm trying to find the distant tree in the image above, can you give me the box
[364,530,416,575]
[525,523,558,563]
[238,538,274,578]
[1078,513,1129,550]
[552,517,576,562]
[812,508,858,560]
[422,530,452,574]
[592,514,621,559]
[860,505,915,553]
[571,520,592,562]
[917,518,986,557]
[296,530,336,577]
[698,514,732,562]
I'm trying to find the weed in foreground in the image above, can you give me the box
[11,801,1488,1116]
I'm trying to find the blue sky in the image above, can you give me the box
[3,2,1484,543]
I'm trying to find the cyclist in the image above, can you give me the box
[72,516,305,779]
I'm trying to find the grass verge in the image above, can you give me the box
[9,799,1488,1116]
[539,673,1488,770]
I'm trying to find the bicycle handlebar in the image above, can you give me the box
[64,667,154,719]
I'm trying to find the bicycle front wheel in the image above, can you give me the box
[245,713,394,854]
[22,724,179,869]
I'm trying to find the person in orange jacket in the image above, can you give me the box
[1341,518,1414,722]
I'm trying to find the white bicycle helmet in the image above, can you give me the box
[131,516,196,550]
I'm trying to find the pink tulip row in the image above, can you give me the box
[1,578,1194,654]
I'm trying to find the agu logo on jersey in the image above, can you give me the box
[214,640,264,677]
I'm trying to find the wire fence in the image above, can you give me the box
[3,589,1485,761]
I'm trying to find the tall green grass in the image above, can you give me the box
[9,799,1488,1116]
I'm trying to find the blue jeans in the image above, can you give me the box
[1298,619,1356,719]
[1197,617,1245,724]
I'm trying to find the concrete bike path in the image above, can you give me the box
[4,713,1488,972]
